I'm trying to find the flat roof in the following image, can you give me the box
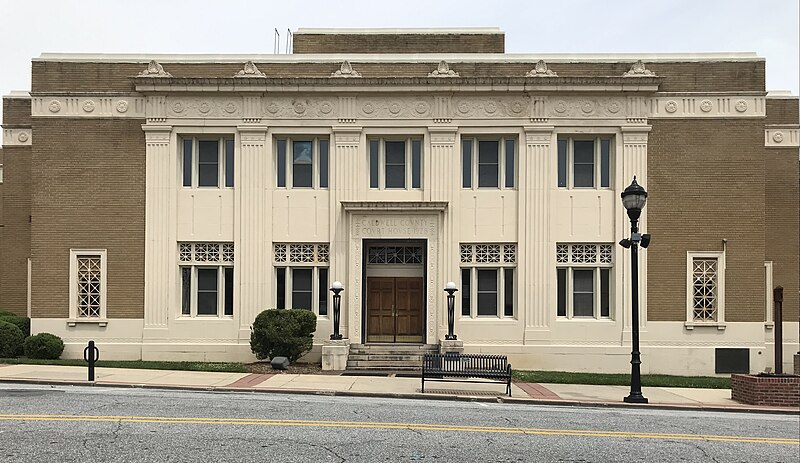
[294,27,503,35]
[34,52,763,63]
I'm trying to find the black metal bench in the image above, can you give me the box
[422,353,512,396]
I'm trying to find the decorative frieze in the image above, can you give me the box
[31,96,146,118]
[765,126,800,148]
[649,96,766,118]
[2,128,32,146]
[30,93,771,121]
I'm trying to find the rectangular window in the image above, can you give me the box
[318,267,328,316]
[462,139,472,188]
[319,139,329,189]
[276,137,329,189]
[273,243,330,316]
[292,140,313,188]
[461,268,471,316]
[368,137,423,190]
[177,242,235,318]
[556,243,613,319]
[276,139,287,188]
[460,243,517,318]
[225,139,235,188]
[686,252,726,327]
[196,268,218,315]
[462,137,517,190]
[69,249,107,321]
[180,137,234,188]
[557,137,614,189]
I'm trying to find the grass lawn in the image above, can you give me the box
[513,370,731,389]
[0,358,248,373]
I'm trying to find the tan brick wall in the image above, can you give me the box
[30,60,765,94]
[0,145,31,315]
[765,149,800,322]
[31,119,145,319]
[293,32,505,54]
[647,119,766,322]
[2,98,32,126]
[765,99,800,126]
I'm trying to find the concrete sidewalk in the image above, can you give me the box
[1,363,797,414]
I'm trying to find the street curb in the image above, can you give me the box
[2,377,798,415]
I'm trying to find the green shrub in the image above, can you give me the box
[250,309,317,362]
[0,315,30,338]
[23,333,64,360]
[0,310,18,317]
[0,321,25,357]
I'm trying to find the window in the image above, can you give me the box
[181,137,234,188]
[276,137,329,189]
[69,249,107,322]
[462,137,516,189]
[556,243,613,319]
[369,138,422,189]
[274,243,330,315]
[685,252,726,329]
[557,137,612,188]
[178,242,235,317]
[0,164,4,183]
[460,243,517,318]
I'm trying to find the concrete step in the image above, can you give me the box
[347,354,425,362]
[345,363,423,371]
[347,360,424,368]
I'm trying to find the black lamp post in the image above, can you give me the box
[444,282,458,340]
[620,177,651,404]
[329,281,344,340]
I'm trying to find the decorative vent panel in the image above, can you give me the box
[274,243,329,264]
[367,245,423,265]
[460,244,516,264]
[178,242,234,263]
[555,243,613,265]
[692,258,718,322]
[76,255,102,318]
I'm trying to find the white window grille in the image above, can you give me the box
[69,249,107,324]
[177,242,235,318]
[460,243,517,319]
[178,242,233,264]
[685,251,726,329]
[460,243,516,264]
[274,243,329,264]
[273,243,331,316]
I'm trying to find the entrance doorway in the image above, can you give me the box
[363,241,426,343]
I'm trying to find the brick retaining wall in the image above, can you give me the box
[730,374,800,407]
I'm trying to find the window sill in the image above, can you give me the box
[764,322,774,329]
[67,318,108,327]
[684,321,726,331]
[556,317,615,322]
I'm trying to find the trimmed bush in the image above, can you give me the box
[0,310,18,317]
[23,333,65,360]
[0,315,31,338]
[0,320,25,357]
[250,309,317,363]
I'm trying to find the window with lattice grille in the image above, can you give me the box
[686,252,726,328]
[178,242,234,317]
[555,243,614,319]
[273,243,330,315]
[69,249,107,322]
[460,243,517,318]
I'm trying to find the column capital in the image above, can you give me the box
[622,125,652,144]
[333,126,362,147]
[428,126,457,145]
[523,125,555,145]
[141,124,171,143]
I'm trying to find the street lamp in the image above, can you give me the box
[444,282,458,340]
[329,281,344,340]
[620,177,651,404]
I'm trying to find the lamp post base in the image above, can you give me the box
[623,393,649,404]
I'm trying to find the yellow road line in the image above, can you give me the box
[0,414,796,446]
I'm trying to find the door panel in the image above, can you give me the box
[366,276,424,343]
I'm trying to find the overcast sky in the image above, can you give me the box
[1,0,798,123]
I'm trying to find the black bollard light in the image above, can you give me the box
[444,282,458,340]
[329,281,344,340]
[83,340,99,381]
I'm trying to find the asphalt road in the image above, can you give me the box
[0,384,797,462]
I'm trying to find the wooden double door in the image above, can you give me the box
[366,277,424,343]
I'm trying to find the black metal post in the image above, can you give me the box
[330,284,343,340]
[624,215,648,404]
[774,286,783,374]
[83,340,99,381]
[444,286,458,340]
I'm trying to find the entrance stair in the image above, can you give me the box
[346,344,439,374]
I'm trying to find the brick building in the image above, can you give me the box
[1,28,797,375]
